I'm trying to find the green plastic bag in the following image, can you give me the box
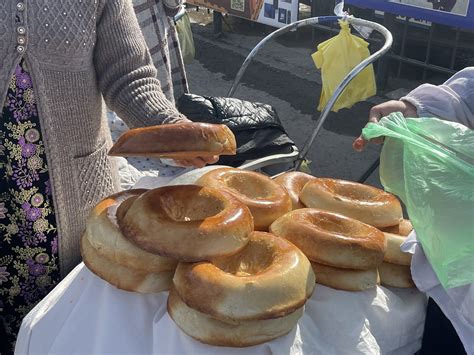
[176,12,195,64]
[363,113,474,289]
[311,21,376,112]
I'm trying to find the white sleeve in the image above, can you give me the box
[401,67,474,129]
[401,233,474,355]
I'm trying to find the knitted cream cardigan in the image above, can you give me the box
[0,0,187,276]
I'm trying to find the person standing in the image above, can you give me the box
[0,1,215,353]
[354,67,473,354]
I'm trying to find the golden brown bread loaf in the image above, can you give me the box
[117,185,254,261]
[300,178,403,228]
[169,231,314,347]
[81,190,177,293]
[383,232,412,266]
[173,232,315,322]
[196,168,292,231]
[310,262,379,292]
[84,190,177,273]
[81,234,175,293]
[378,220,414,287]
[273,171,316,210]
[270,208,386,270]
[108,122,236,159]
[167,288,304,347]
[379,262,415,288]
[381,219,413,237]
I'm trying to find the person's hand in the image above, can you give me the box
[353,100,418,152]
[173,155,219,168]
[169,117,220,167]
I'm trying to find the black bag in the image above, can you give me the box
[177,94,295,167]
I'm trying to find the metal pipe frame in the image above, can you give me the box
[227,16,393,170]
[173,6,187,23]
[389,54,457,76]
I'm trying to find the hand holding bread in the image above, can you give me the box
[108,122,236,167]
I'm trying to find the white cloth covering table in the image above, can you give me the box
[15,264,426,355]
[15,169,428,355]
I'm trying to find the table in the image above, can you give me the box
[16,263,426,355]
[15,169,428,354]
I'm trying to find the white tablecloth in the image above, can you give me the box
[16,263,426,355]
[15,168,428,354]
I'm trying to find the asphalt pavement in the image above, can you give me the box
[184,12,417,187]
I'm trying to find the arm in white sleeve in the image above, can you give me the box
[401,67,474,129]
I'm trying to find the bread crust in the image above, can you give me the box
[311,262,379,291]
[85,189,177,273]
[379,262,415,288]
[118,185,254,261]
[197,168,292,231]
[273,171,316,210]
[173,232,315,322]
[382,232,412,266]
[108,122,236,159]
[81,233,174,293]
[381,219,413,237]
[270,208,386,270]
[300,178,403,228]
[80,190,178,293]
[167,288,304,347]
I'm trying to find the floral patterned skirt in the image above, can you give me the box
[0,60,60,353]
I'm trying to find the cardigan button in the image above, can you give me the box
[16,2,25,11]
[17,26,26,35]
[17,36,26,45]
[17,45,25,53]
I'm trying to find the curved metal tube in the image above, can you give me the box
[228,16,341,97]
[297,17,392,169]
[226,16,393,171]
[173,6,187,23]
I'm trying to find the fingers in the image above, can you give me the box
[353,100,405,152]
[203,155,219,165]
[352,137,367,152]
[353,105,384,151]
[368,105,384,124]
[353,107,382,152]
[370,137,385,145]
[172,160,187,167]
[353,135,384,152]
[173,155,219,168]
[174,158,206,168]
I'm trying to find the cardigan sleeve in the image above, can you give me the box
[93,0,188,128]
[401,67,474,129]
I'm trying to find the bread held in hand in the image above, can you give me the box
[108,122,236,159]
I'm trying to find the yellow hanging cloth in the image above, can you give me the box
[312,20,376,112]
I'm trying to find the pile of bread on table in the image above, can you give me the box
[81,123,415,347]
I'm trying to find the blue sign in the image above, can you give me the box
[345,0,474,29]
